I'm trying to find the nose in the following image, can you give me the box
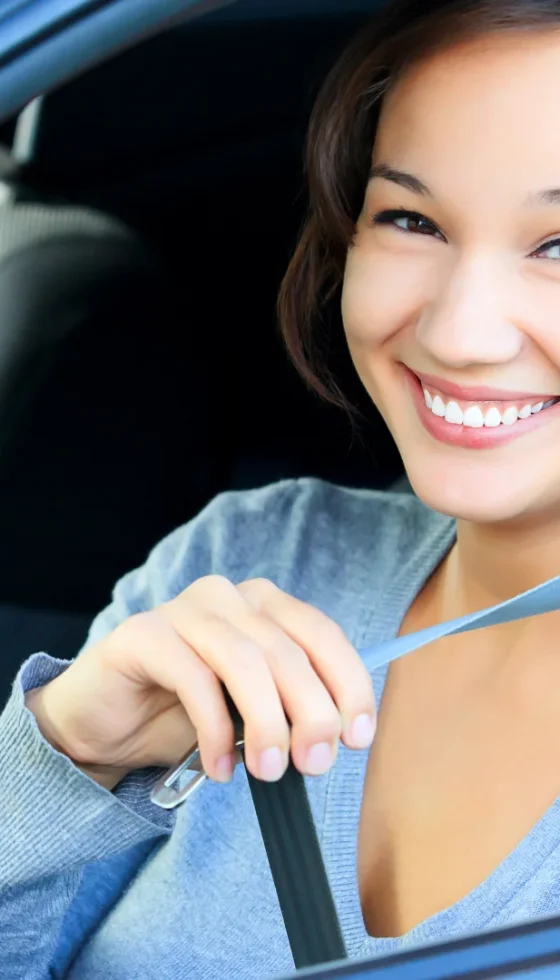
[415,254,523,368]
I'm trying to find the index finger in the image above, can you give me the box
[237,579,376,750]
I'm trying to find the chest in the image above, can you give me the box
[67,767,333,980]
[358,634,560,939]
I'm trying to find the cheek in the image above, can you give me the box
[525,300,560,370]
[508,281,560,375]
[341,239,430,348]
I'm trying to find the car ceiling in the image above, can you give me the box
[212,0,381,19]
[0,1,386,127]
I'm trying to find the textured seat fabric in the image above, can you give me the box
[0,184,215,608]
[0,7,404,702]
[0,183,218,704]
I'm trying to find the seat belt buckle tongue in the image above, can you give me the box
[150,736,245,809]
[151,684,245,809]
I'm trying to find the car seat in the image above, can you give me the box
[0,166,218,704]
[0,5,404,704]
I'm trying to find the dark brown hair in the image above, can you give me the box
[278,0,560,410]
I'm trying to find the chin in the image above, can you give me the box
[358,365,560,526]
[401,451,537,525]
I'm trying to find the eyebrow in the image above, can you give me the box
[370,162,560,210]
[369,163,433,197]
[526,187,560,207]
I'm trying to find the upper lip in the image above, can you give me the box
[410,368,558,403]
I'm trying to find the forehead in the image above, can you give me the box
[374,31,560,200]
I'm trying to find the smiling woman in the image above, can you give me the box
[7,2,560,979]
[280,1,560,522]
[278,0,560,940]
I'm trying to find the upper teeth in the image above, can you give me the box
[423,388,555,428]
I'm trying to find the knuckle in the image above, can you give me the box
[313,615,351,651]
[244,618,309,670]
[278,650,320,693]
[277,640,310,671]
[235,689,288,746]
[295,699,342,741]
[235,637,264,670]
[204,617,263,668]
[186,574,234,598]
[347,671,376,710]
[321,704,343,739]
[199,716,235,750]
[256,714,287,755]
[107,609,160,651]
[338,684,375,724]
[245,717,290,753]
[237,577,278,605]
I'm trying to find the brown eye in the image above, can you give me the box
[372,209,445,240]
[400,215,433,234]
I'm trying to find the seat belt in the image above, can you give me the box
[224,688,347,970]
[239,572,560,972]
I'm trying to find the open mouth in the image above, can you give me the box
[404,367,560,448]
[420,384,559,430]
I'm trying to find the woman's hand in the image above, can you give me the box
[26,576,376,789]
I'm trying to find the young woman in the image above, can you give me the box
[4,1,560,977]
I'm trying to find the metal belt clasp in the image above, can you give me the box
[150,737,245,810]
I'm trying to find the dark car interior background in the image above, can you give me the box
[0,0,404,706]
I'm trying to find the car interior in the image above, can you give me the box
[0,0,407,706]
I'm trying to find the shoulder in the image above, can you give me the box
[116,476,449,602]
[83,478,452,647]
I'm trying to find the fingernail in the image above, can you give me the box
[305,742,333,776]
[259,747,285,782]
[350,714,376,748]
[215,753,235,782]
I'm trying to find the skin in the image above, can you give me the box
[27,577,377,787]
[344,30,560,595]
[343,30,560,937]
[27,24,560,950]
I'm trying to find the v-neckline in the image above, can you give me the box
[319,515,560,959]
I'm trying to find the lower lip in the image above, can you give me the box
[404,367,560,450]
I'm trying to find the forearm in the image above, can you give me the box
[0,654,173,978]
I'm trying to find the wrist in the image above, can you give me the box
[72,761,130,791]
[24,685,129,791]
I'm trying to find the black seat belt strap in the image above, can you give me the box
[224,689,347,970]
[245,761,347,969]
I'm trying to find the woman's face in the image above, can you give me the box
[342,31,560,524]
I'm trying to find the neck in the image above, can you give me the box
[448,510,560,613]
